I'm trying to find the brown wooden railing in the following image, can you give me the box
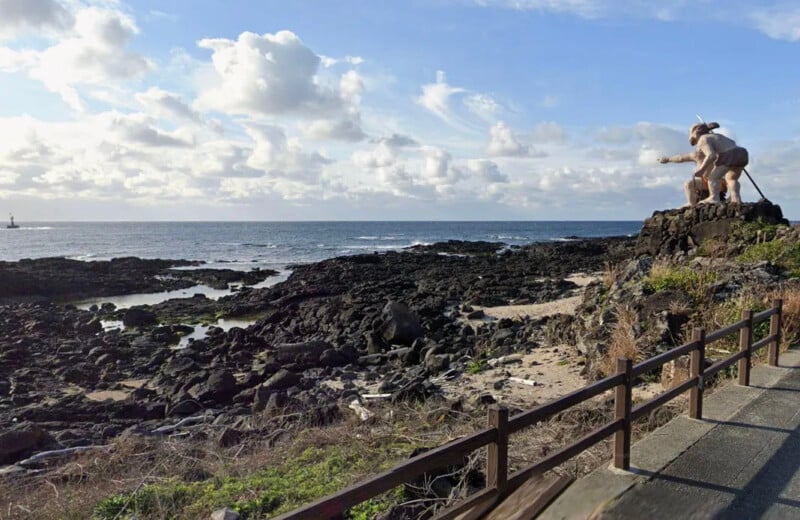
[275,299,783,520]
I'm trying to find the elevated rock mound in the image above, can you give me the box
[635,201,789,257]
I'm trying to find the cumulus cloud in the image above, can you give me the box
[373,133,419,148]
[352,141,399,170]
[195,30,358,118]
[303,116,366,142]
[486,121,529,157]
[243,122,332,183]
[1,5,151,110]
[105,112,193,148]
[0,109,342,207]
[465,159,509,183]
[136,87,202,124]
[0,0,73,40]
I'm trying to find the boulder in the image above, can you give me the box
[262,369,300,392]
[380,301,424,346]
[188,370,237,403]
[273,340,330,365]
[122,307,157,327]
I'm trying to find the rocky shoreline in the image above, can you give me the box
[0,236,634,473]
[2,201,796,500]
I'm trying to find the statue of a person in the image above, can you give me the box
[659,122,748,206]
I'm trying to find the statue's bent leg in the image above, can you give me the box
[699,166,727,204]
[683,178,701,207]
[726,168,743,203]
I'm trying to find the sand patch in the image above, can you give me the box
[120,379,148,389]
[470,272,599,322]
[439,347,585,409]
[85,390,129,402]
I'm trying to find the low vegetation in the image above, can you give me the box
[737,240,800,276]
[599,306,642,376]
[2,402,479,520]
[643,260,717,305]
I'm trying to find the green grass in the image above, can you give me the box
[737,240,800,274]
[643,265,716,304]
[731,219,782,244]
[93,444,411,519]
[466,360,486,374]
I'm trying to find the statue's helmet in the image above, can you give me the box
[689,122,720,145]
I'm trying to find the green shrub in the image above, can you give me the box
[737,240,800,272]
[466,360,486,374]
[731,219,781,243]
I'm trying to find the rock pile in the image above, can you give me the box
[635,200,788,257]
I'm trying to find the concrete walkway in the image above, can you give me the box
[541,348,800,520]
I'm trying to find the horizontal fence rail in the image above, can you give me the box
[278,299,784,520]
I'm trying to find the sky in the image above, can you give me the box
[0,0,799,221]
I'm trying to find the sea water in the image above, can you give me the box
[0,221,640,269]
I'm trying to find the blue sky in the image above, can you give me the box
[0,0,799,220]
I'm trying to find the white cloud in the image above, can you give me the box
[136,87,202,124]
[195,30,356,118]
[465,159,509,183]
[0,0,74,40]
[421,146,456,183]
[304,116,365,142]
[104,112,193,148]
[751,7,800,41]
[375,133,419,148]
[352,141,398,169]
[486,121,529,157]
[417,70,466,126]
[464,93,501,121]
[243,122,332,183]
[1,5,151,110]
[533,121,567,143]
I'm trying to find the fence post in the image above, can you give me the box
[613,358,632,470]
[738,310,753,386]
[769,299,783,367]
[690,328,706,420]
[487,406,508,494]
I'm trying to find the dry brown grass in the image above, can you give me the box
[599,305,641,377]
[602,262,620,290]
[0,400,483,520]
[766,286,800,349]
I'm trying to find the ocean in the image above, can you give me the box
[0,221,641,269]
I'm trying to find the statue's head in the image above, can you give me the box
[689,122,719,145]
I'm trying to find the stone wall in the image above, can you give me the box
[635,201,789,257]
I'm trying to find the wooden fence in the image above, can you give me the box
[275,299,783,520]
